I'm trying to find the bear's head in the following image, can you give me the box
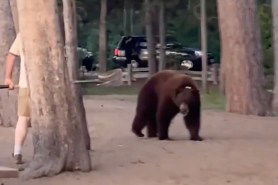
[174,85,200,115]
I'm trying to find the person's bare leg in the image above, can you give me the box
[14,116,30,164]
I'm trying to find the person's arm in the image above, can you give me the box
[5,34,20,90]
[4,53,17,89]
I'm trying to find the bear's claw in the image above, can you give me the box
[132,128,144,137]
[190,136,203,141]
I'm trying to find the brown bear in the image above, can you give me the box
[131,70,203,141]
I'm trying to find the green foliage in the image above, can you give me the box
[165,0,220,62]
[75,0,272,74]
[258,2,274,77]
[202,87,226,110]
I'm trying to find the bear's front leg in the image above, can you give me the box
[184,105,203,141]
[156,102,177,140]
[157,120,170,140]
[132,114,146,137]
[147,117,157,137]
[184,119,203,141]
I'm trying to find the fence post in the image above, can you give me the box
[127,64,132,85]
[201,0,208,92]
[211,63,219,85]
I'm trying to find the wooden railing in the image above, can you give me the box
[123,63,220,85]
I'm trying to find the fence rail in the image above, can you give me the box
[123,63,220,85]
[76,64,220,86]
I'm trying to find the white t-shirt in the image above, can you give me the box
[9,34,28,88]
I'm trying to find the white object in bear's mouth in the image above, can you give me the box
[185,86,192,89]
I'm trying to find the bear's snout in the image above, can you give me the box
[179,103,189,115]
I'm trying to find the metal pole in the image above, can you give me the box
[272,0,278,114]
[123,8,127,35]
[159,0,166,71]
[201,0,208,92]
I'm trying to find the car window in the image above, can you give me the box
[139,42,147,48]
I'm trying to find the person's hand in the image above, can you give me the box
[4,78,14,90]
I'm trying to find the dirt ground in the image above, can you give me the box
[1,95,278,185]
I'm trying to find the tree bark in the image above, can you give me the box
[151,3,160,39]
[9,0,19,33]
[62,0,91,150]
[17,0,91,179]
[0,0,18,127]
[145,0,157,75]
[272,0,278,115]
[217,0,270,115]
[124,0,132,36]
[99,0,107,72]
[8,0,20,89]
[158,0,166,71]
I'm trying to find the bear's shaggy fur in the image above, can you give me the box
[132,70,202,141]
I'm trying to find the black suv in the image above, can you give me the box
[112,36,216,71]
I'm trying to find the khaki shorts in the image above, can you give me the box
[18,88,31,117]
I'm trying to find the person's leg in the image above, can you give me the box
[14,88,31,164]
[14,116,30,155]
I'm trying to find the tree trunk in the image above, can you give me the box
[272,0,278,115]
[17,0,91,179]
[217,0,270,115]
[151,3,160,39]
[158,0,166,71]
[8,0,20,89]
[124,0,132,36]
[130,5,134,35]
[9,0,19,33]
[145,0,157,75]
[200,0,208,92]
[0,0,18,127]
[99,0,107,72]
[62,0,91,150]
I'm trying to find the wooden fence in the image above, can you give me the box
[75,64,220,86]
[123,63,220,85]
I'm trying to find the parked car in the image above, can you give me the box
[112,36,216,71]
[77,47,97,71]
